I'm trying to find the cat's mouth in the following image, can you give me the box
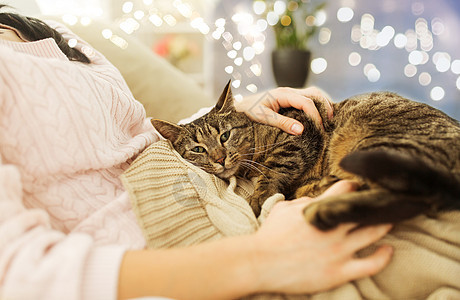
[215,165,239,179]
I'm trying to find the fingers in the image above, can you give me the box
[274,91,323,128]
[341,245,394,280]
[298,87,334,120]
[345,224,393,252]
[316,180,359,200]
[249,105,305,135]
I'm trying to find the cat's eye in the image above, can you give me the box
[220,131,230,143]
[191,146,206,153]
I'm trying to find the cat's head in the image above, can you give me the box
[152,80,254,179]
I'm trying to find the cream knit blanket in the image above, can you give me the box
[121,140,460,299]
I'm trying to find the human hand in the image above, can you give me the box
[235,87,334,135]
[250,181,393,295]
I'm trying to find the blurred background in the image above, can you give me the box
[8,0,460,119]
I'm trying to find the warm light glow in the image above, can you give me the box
[257,19,268,32]
[337,7,354,23]
[452,60,460,74]
[164,14,177,26]
[433,52,451,73]
[80,16,92,26]
[102,29,113,39]
[119,18,140,34]
[394,33,408,48]
[288,1,298,11]
[409,50,423,65]
[348,52,361,66]
[243,47,256,61]
[233,41,242,50]
[149,14,163,27]
[253,1,266,15]
[252,41,265,54]
[134,10,144,20]
[234,94,243,102]
[232,80,241,88]
[267,12,279,26]
[430,86,445,101]
[311,58,327,74]
[234,57,243,66]
[227,50,237,59]
[418,72,431,86]
[215,18,226,27]
[122,1,134,14]
[404,64,417,77]
[404,30,417,52]
[250,64,262,76]
[431,18,445,35]
[315,10,327,26]
[360,13,374,35]
[246,84,258,93]
[319,28,331,45]
[68,38,77,48]
[281,15,291,26]
[363,63,375,76]
[376,26,394,47]
[62,14,78,26]
[274,1,287,15]
[367,68,380,82]
[436,57,451,72]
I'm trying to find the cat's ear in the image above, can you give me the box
[215,79,234,113]
[151,119,184,143]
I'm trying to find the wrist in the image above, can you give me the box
[118,235,263,300]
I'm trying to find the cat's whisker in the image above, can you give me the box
[249,140,287,151]
[240,161,269,180]
[240,159,284,176]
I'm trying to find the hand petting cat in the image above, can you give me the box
[236,86,334,135]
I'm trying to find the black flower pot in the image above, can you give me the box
[271,49,311,88]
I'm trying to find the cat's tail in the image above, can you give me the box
[339,150,460,211]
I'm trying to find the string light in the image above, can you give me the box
[337,7,354,23]
[419,72,431,86]
[311,58,328,74]
[348,52,361,66]
[430,86,445,101]
[452,60,460,74]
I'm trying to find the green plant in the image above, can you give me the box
[257,0,326,50]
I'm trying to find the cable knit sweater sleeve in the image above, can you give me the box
[0,22,158,300]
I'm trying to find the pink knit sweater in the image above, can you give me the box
[0,21,159,299]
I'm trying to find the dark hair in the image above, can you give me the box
[0,5,90,63]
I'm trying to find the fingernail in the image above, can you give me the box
[291,123,304,134]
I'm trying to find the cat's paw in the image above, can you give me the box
[303,201,353,231]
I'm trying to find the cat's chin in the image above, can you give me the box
[215,166,239,180]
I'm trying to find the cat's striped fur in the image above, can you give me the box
[152,81,460,230]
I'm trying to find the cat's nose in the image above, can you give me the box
[216,156,226,166]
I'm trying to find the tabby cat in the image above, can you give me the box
[152,81,460,230]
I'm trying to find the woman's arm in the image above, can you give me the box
[237,87,334,135]
[118,181,393,300]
